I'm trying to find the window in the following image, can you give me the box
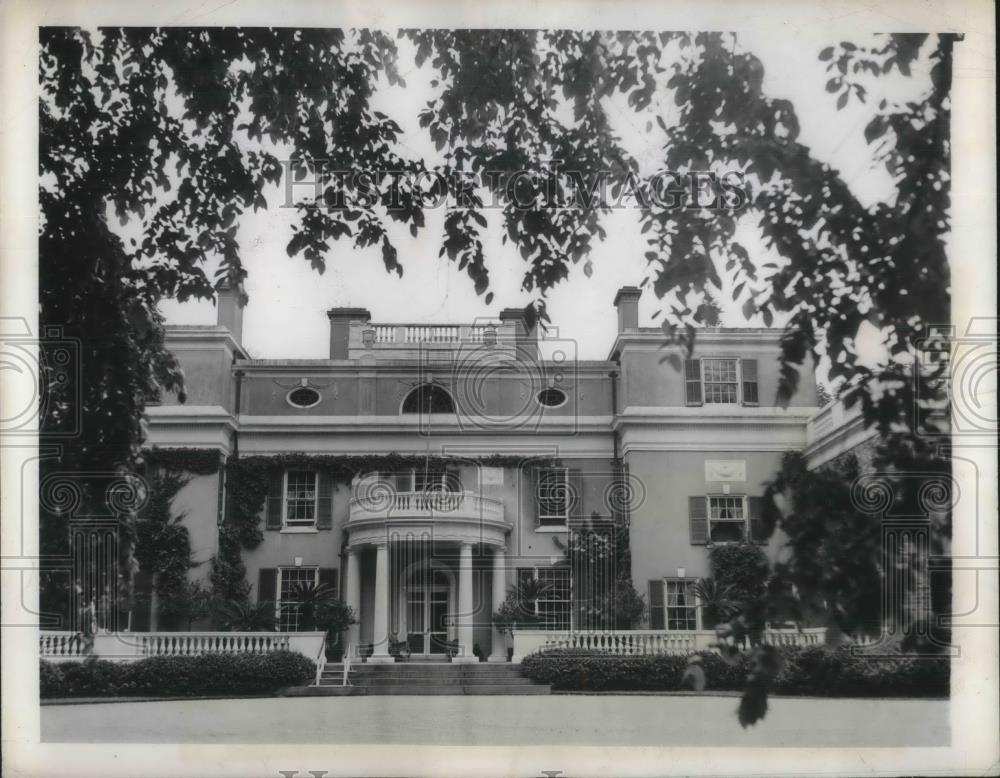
[535,388,567,408]
[286,386,321,408]
[284,471,318,527]
[401,384,455,414]
[277,567,319,631]
[517,567,572,630]
[664,579,699,630]
[536,467,569,526]
[702,358,739,404]
[389,468,462,494]
[708,495,746,542]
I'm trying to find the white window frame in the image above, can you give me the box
[283,470,318,529]
[386,468,461,494]
[701,357,741,405]
[707,494,748,544]
[277,566,319,632]
[519,567,573,630]
[662,578,701,631]
[536,467,570,528]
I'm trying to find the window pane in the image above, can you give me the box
[537,468,568,524]
[536,568,571,630]
[285,471,317,525]
[703,359,739,404]
[709,496,746,542]
[665,579,697,631]
[278,567,318,631]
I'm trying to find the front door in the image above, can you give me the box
[406,585,449,654]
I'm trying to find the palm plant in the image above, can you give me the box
[693,577,739,629]
[284,581,336,631]
[215,599,276,632]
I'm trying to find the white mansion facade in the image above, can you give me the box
[140,285,865,662]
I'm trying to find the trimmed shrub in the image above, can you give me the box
[40,650,315,698]
[521,647,949,697]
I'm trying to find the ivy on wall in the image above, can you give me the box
[144,447,223,475]
[134,472,196,627]
[214,452,562,608]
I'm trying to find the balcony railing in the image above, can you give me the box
[369,324,498,345]
[349,490,505,524]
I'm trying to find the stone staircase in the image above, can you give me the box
[288,661,550,696]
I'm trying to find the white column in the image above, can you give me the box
[488,546,509,661]
[453,542,477,662]
[345,547,361,656]
[369,542,393,663]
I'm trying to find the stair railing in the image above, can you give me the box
[312,633,327,687]
[342,643,352,687]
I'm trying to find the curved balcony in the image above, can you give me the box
[346,490,509,548]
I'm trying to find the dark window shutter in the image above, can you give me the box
[265,470,284,530]
[568,468,583,519]
[318,567,338,598]
[258,568,279,605]
[742,359,759,405]
[316,473,334,529]
[748,496,767,544]
[685,359,703,405]
[648,580,665,630]
[689,496,708,545]
[132,570,154,632]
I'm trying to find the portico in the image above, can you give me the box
[343,488,511,662]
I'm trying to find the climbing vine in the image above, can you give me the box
[134,472,196,628]
[215,452,562,609]
[144,447,222,475]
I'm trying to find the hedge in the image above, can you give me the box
[40,650,315,698]
[520,647,949,697]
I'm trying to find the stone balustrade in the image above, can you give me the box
[511,627,831,662]
[39,630,326,665]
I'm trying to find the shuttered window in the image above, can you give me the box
[284,471,318,527]
[702,358,739,404]
[664,579,699,630]
[536,467,569,526]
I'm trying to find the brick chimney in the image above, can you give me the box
[613,286,642,333]
[327,308,371,359]
[217,280,245,345]
[499,307,539,361]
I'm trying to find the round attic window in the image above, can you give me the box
[287,386,321,408]
[535,388,567,408]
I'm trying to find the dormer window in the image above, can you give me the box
[401,384,455,414]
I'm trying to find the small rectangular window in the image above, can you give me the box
[708,495,747,542]
[277,566,319,631]
[536,568,572,630]
[702,358,739,404]
[537,468,569,526]
[664,579,698,631]
[284,471,318,527]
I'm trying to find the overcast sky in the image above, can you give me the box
[158,30,929,364]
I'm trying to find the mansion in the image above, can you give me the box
[139,285,866,662]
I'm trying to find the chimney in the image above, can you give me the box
[499,307,538,361]
[613,286,642,333]
[326,307,371,359]
[217,280,246,344]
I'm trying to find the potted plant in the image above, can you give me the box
[492,580,550,660]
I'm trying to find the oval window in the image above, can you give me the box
[536,388,567,408]
[287,387,321,408]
